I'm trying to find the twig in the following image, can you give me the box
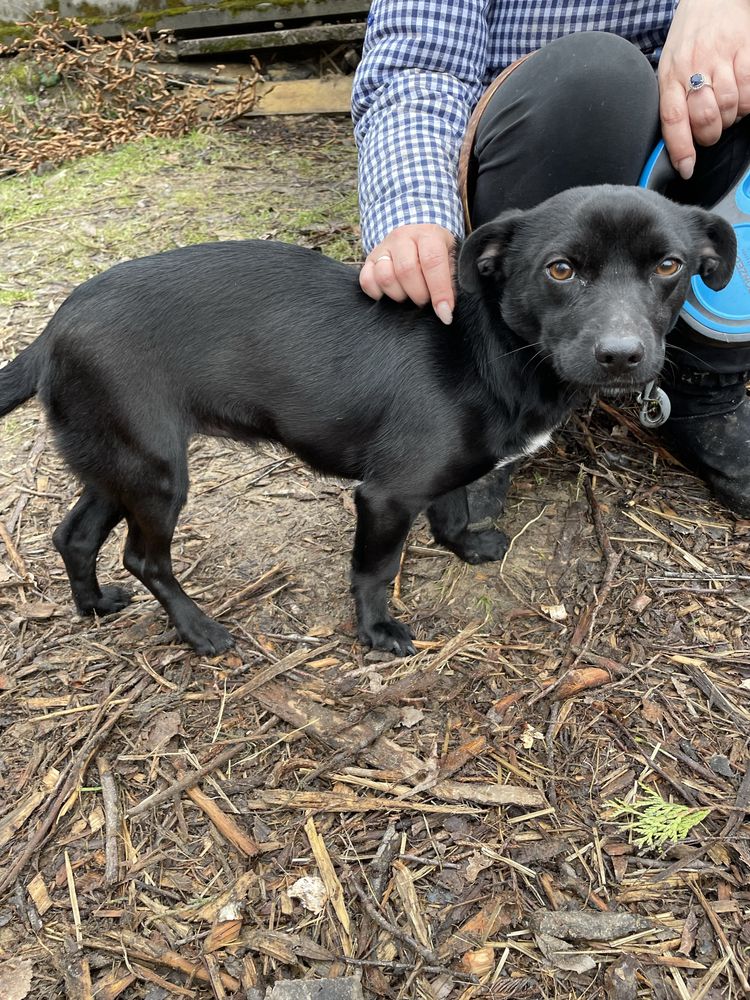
[126,719,278,817]
[174,761,259,857]
[368,822,401,899]
[690,880,750,993]
[606,714,703,808]
[0,519,29,582]
[558,477,622,670]
[339,955,476,982]
[97,758,120,885]
[348,874,438,965]
[62,934,93,1000]
[722,764,750,838]
[81,933,240,992]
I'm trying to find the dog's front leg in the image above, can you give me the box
[427,486,509,564]
[351,485,418,656]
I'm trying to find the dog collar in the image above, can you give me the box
[639,140,750,344]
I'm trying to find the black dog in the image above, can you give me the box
[0,186,735,655]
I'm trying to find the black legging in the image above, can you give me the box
[468,31,750,372]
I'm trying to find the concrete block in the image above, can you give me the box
[267,976,364,1000]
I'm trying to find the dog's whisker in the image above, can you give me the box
[494,342,538,362]
[667,343,718,372]
[519,348,545,379]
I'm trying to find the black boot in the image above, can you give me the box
[659,344,750,517]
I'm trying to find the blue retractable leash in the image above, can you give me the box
[636,140,750,427]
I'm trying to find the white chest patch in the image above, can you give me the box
[494,430,554,469]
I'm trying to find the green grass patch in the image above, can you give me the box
[0,131,224,230]
[0,289,34,304]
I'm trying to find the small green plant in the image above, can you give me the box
[476,594,494,621]
[606,784,711,849]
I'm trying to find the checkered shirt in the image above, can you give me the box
[352,0,676,252]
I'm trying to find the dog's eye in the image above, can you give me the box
[655,258,682,277]
[546,260,575,282]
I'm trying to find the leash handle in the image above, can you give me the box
[637,380,671,428]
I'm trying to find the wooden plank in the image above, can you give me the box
[250,77,353,115]
[176,21,364,56]
[57,0,370,37]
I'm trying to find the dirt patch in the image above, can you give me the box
[0,116,749,999]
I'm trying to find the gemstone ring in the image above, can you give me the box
[687,72,712,94]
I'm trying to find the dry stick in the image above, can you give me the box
[0,679,147,896]
[63,934,93,1000]
[126,719,278,818]
[81,934,240,993]
[300,709,399,789]
[556,478,622,671]
[606,714,702,808]
[174,761,259,858]
[368,822,401,900]
[6,430,46,534]
[0,519,29,581]
[97,758,120,885]
[348,875,439,966]
[202,954,228,1000]
[209,564,285,619]
[722,764,750,838]
[130,964,194,998]
[677,659,750,730]
[340,956,477,982]
[691,880,750,993]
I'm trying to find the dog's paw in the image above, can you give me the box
[95,585,133,615]
[179,618,235,657]
[454,528,509,564]
[359,619,416,657]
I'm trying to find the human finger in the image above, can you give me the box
[359,257,384,300]
[735,50,750,117]
[391,238,432,307]
[417,231,455,324]
[708,64,740,130]
[660,76,696,178]
[686,78,724,146]
[371,250,408,302]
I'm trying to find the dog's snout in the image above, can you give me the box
[594,333,645,375]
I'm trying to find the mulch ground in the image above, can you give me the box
[0,92,748,1000]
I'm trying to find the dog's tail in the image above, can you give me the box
[0,331,48,417]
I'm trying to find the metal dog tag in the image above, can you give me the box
[637,380,671,428]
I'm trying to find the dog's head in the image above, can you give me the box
[458,185,736,394]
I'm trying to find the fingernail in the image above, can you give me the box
[435,301,453,325]
[676,157,695,180]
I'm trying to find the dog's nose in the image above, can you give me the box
[594,334,645,375]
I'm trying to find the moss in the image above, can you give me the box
[54,0,335,31]
[0,289,33,304]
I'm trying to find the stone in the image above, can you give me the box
[266,977,364,1000]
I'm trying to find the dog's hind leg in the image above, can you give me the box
[122,477,234,657]
[427,487,508,564]
[52,487,131,616]
[351,485,417,656]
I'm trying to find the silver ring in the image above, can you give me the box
[374,253,392,264]
[687,72,712,94]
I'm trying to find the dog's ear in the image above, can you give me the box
[688,208,737,290]
[458,209,524,294]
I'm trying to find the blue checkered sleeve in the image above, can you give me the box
[352,1,489,253]
[352,0,675,255]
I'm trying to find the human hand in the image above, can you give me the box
[658,0,750,179]
[359,223,456,324]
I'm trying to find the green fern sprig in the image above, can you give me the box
[605,785,711,849]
